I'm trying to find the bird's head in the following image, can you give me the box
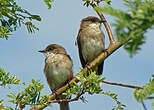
[39,44,67,58]
[81,16,103,28]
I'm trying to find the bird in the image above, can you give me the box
[76,16,105,75]
[39,44,73,110]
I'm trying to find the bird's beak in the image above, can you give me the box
[38,50,45,53]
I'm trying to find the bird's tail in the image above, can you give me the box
[60,102,69,110]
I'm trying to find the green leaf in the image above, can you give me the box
[99,0,154,56]
[7,79,45,109]
[104,0,111,5]
[103,90,126,110]
[134,75,154,102]
[7,93,16,99]
[31,15,41,21]
[0,67,20,87]
[0,0,41,39]
[43,0,54,9]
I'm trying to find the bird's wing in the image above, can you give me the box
[97,61,104,75]
[76,29,87,68]
[97,32,105,75]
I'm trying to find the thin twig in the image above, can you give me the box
[51,80,86,103]
[90,2,115,46]
[147,97,154,99]
[50,91,85,103]
[102,80,144,89]
[141,101,148,110]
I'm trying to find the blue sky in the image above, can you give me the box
[0,0,154,110]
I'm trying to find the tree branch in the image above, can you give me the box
[49,90,85,103]
[102,80,143,89]
[90,2,116,47]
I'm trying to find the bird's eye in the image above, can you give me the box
[49,48,54,51]
[91,19,96,22]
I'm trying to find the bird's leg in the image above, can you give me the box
[102,48,109,56]
[84,63,94,76]
[52,90,59,99]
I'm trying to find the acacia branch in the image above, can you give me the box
[49,98,78,103]
[90,2,115,46]
[147,97,154,99]
[102,81,143,89]
[50,82,85,104]
[49,90,85,103]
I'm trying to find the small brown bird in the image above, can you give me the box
[76,16,105,75]
[39,44,73,110]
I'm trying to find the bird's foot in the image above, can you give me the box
[107,41,116,50]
